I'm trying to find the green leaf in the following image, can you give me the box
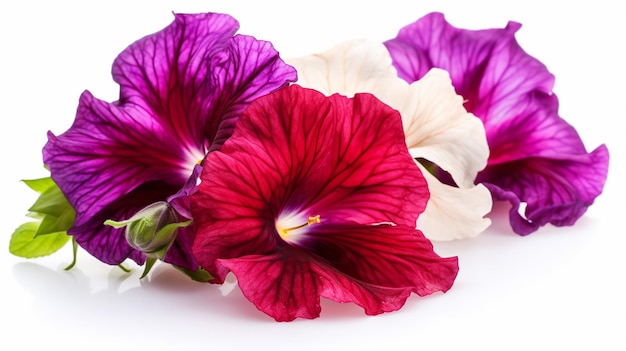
[9,222,71,258]
[35,206,76,237]
[29,184,74,218]
[140,257,158,279]
[22,177,55,193]
[174,265,213,282]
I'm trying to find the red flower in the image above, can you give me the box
[191,85,458,321]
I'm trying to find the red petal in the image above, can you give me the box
[219,223,458,322]
[302,223,459,296]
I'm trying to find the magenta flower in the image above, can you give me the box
[384,12,609,234]
[191,85,459,321]
[42,13,297,269]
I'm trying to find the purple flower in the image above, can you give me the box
[42,12,297,269]
[384,12,609,234]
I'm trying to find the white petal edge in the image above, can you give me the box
[416,163,492,240]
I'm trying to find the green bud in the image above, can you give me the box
[105,201,191,259]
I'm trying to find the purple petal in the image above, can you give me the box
[479,144,609,235]
[384,12,609,234]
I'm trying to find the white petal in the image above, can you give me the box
[398,69,489,189]
[285,39,406,98]
[416,163,492,240]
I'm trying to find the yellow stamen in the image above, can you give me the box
[278,215,321,239]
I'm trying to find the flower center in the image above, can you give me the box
[277,215,321,241]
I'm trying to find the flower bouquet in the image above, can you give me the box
[9,10,609,323]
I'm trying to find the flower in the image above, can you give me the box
[285,40,492,240]
[42,12,297,269]
[384,12,609,234]
[190,84,459,321]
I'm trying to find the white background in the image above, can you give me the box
[1,1,624,350]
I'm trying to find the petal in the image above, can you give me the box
[43,12,297,265]
[384,12,555,109]
[398,69,488,189]
[285,39,402,98]
[486,93,590,164]
[113,13,297,154]
[44,92,190,229]
[192,84,429,280]
[301,223,459,296]
[385,12,609,234]
[161,225,200,271]
[479,144,610,235]
[417,163,492,240]
[219,223,458,321]
[111,12,238,167]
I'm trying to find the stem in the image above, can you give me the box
[64,237,78,271]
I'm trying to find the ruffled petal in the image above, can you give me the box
[113,13,297,154]
[43,12,297,265]
[385,12,609,234]
[479,145,610,234]
[398,69,488,188]
[112,12,237,159]
[219,223,458,321]
[383,12,555,107]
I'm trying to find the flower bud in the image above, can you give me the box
[105,201,191,259]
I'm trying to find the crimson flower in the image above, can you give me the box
[42,13,297,269]
[384,12,610,234]
[191,84,459,321]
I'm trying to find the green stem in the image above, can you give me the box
[64,237,78,271]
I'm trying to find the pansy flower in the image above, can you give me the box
[191,84,459,321]
[285,40,492,240]
[384,12,609,234]
[42,12,297,270]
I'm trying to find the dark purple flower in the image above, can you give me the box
[42,12,297,269]
[384,12,609,234]
[191,85,458,321]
